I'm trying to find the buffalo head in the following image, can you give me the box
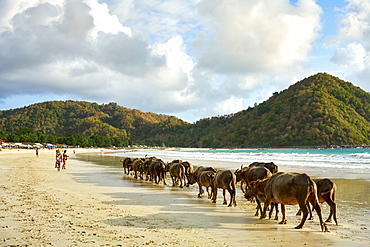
[244,180,260,200]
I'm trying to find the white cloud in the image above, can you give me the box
[336,0,370,45]
[194,0,322,74]
[151,36,195,89]
[329,0,370,92]
[331,43,366,70]
[110,0,201,42]
[215,96,243,116]
[59,1,94,39]
[85,0,131,38]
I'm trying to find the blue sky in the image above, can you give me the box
[0,0,369,123]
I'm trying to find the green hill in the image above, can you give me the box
[187,73,370,147]
[0,73,369,147]
[0,101,189,146]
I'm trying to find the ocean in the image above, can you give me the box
[105,147,370,180]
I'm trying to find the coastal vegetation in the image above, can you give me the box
[0,73,369,148]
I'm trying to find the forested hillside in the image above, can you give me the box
[0,101,189,147]
[0,73,369,147]
[184,73,370,147]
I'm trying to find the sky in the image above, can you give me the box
[0,0,369,123]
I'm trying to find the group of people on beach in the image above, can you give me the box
[55,149,69,171]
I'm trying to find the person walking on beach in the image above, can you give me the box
[35,148,39,157]
[62,150,69,169]
[55,150,62,171]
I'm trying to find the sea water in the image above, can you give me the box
[106,148,370,180]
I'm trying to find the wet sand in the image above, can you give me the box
[0,148,369,246]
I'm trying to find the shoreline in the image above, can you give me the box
[1,149,369,246]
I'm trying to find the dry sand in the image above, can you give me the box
[0,148,369,246]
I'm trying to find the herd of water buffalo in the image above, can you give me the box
[120,156,338,232]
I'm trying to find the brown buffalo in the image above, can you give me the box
[234,165,250,193]
[248,162,279,174]
[211,170,237,207]
[296,178,338,225]
[121,157,134,175]
[167,163,186,188]
[131,159,144,179]
[188,170,216,198]
[188,166,217,197]
[192,166,217,177]
[235,166,275,218]
[235,166,272,192]
[149,159,167,185]
[245,172,328,231]
[180,161,194,186]
[142,157,158,180]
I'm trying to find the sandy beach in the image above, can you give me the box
[0,148,369,246]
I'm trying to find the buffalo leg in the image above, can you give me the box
[295,201,309,229]
[211,187,217,203]
[309,202,314,220]
[272,202,279,220]
[255,198,262,217]
[323,195,338,225]
[179,176,183,188]
[268,202,276,220]
[279,204,287,225]
[296,201,312,219]
[313,202,329,232]
[260,198,270,220]
[296,208,302,216]
[197,182,203,198]
[228,187,236,207]
[222,189,227,205]
[206,187,212,199]
[225,185,236,207]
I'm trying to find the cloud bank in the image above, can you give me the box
[0,0,368,122]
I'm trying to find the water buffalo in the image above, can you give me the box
[188,170,216,198]
[248,162,279,174]
[121,157,134,175]
[132,159,144,179]
[142,157,158,180]
[211,170,237,207]
[245,172,328,231]
[180,161,194,186]
[193,166,217,177]
[296,178,338,225]
[167,163,186,188]
[235,166,276,218]
[234,165,250,193]
[188,166,217,197]
[149,159,167,185]
[235,166,272,192]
